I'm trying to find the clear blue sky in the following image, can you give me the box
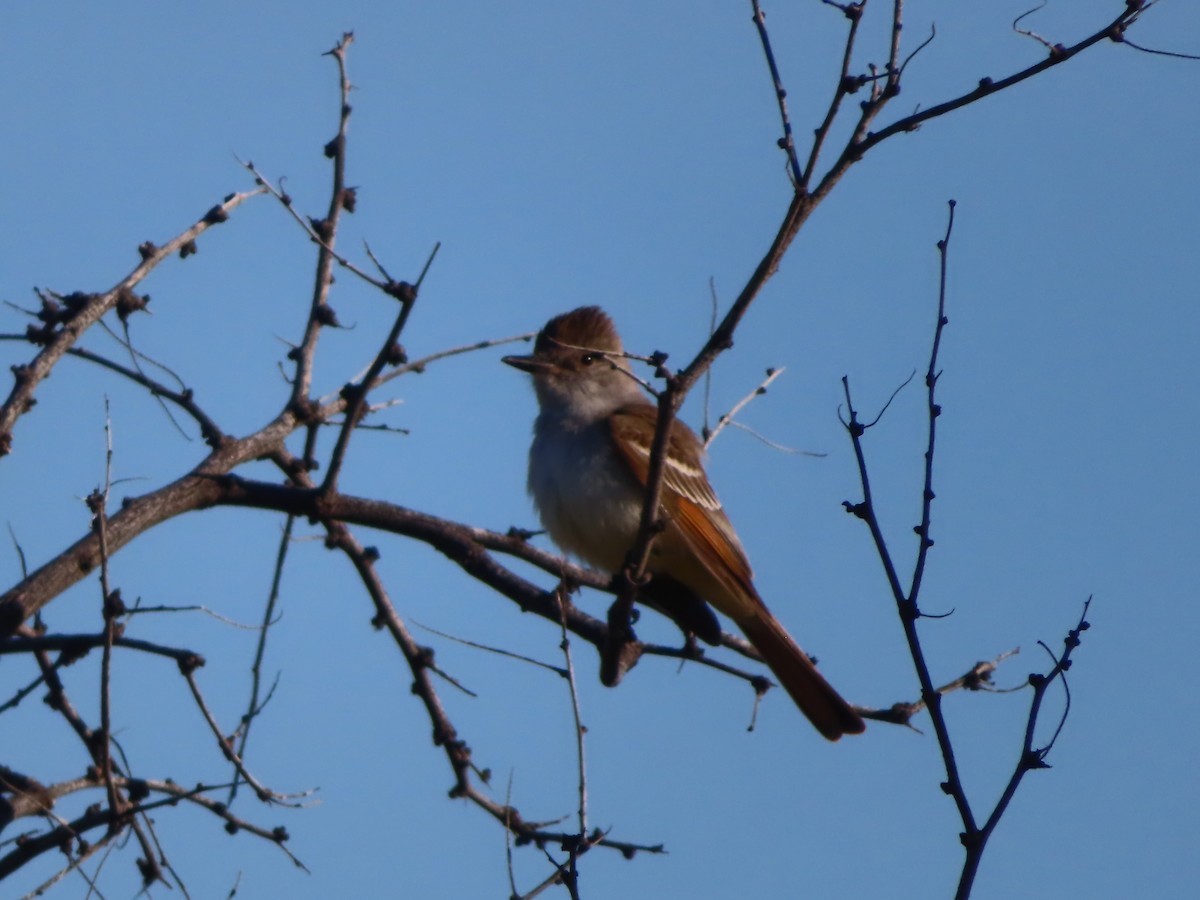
[2,2,1197,898]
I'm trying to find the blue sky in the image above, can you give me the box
[2,2,1198,898]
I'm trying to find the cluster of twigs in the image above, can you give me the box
[0,2,1175,896]
[602,0,1153,684]
[840,202,1092,899]
[0,33,673,897]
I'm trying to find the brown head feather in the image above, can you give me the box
[534,306,623,356]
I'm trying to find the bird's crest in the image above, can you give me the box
[535,306,623,356]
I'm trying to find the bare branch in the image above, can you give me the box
[181,667,307,806]
[229,514,295,804]
[750,0,803,186]
[0,189,261,457]
[287,31,358,407]
[703,366,786,449]
[856,5,1148,156]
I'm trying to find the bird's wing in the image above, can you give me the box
[610,406,864,740]
[609,404,758,608]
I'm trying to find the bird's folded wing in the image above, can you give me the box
[609,404,759,617]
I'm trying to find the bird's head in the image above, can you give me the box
[503,306,642,420]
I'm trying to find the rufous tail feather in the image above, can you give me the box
[738,610,865,741]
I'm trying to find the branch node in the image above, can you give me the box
[1022,748,1051,771]
[177,653,206,675]
[103,589,126,621]
[386,342,408,366]
[842,500,869,519]
[115,285,150,322]
[314,303,341,328]
[202,204,229,225]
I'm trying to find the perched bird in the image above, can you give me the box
[504,306,864,740]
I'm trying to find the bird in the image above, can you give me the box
[503,306,864,740]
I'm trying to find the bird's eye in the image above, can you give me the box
[580,353,597,366]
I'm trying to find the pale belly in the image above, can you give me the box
[524,416,746,616]
[527,420,644,574]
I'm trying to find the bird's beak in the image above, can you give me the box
[502,354,554,375]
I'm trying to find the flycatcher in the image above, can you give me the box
[504,306,864,740]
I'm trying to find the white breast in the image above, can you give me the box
[527,417,644,573]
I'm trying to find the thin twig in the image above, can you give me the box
[750,0,803,186]
[0,188,261,457]
[840,202,977,844]
[371,331,535,390]
[856,5,1150,156]
[95,401,124,836]
[7,524,29,578]
[803,0,865,188]
[0,778,308,880]
[1013,3,1058,55]
[957,600,1092,899]
[702,278,719,437]
[243,161,393,295]
[181,669,306,807]
[703,366,785,449]
[1117,35,1200,60]
[287,31,357,408]
[855,648,1020,727]
[505,773,519,899]
[555,588,588,898]
[726,420,816,455]
[909,201,955,604]
[321,242,440,493]
[413,620,568,678]
[557,593,588,834]
[230,514,295,804]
